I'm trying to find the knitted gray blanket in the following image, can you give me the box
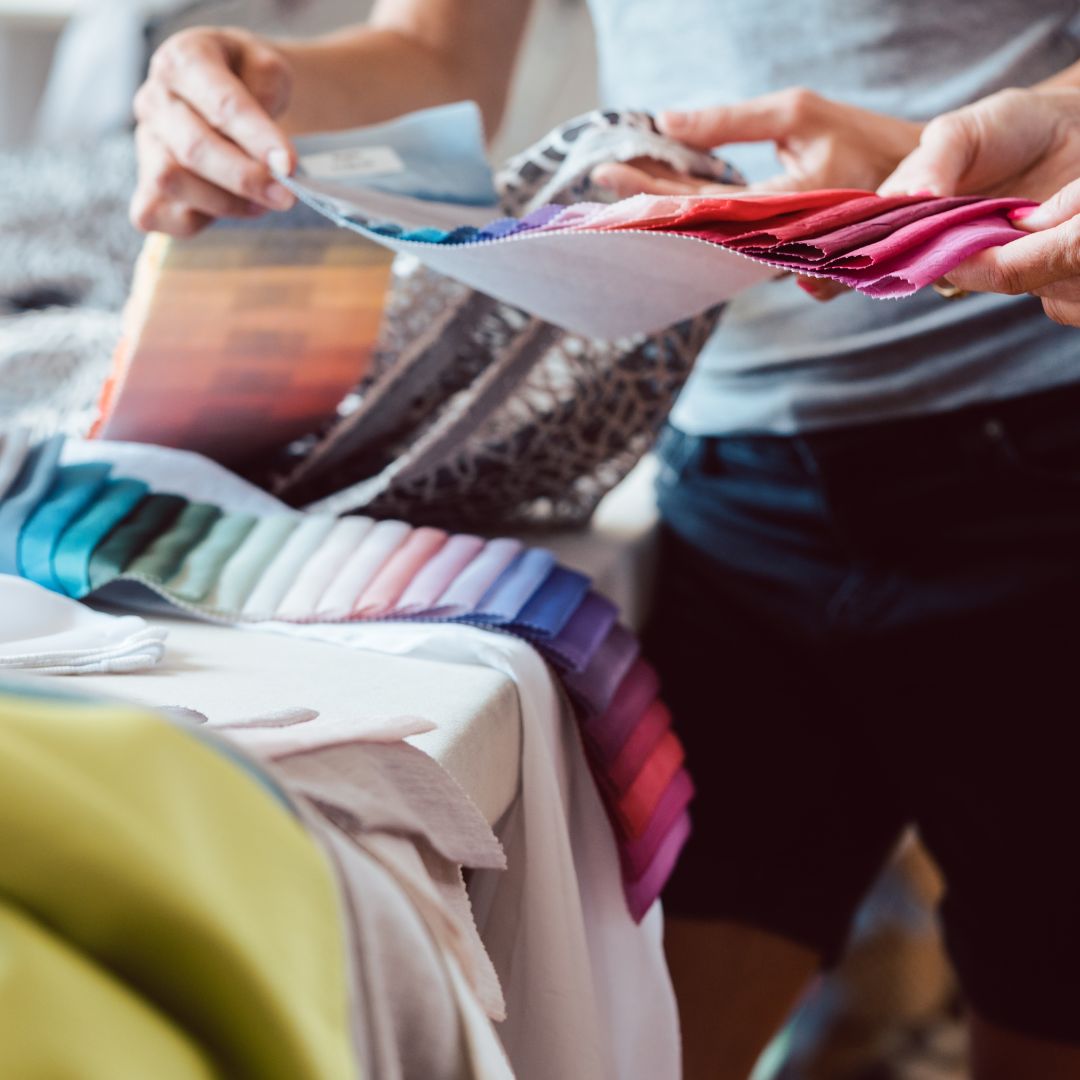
[0,136,141,438]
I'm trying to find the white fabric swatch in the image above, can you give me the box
[0,575,166,675]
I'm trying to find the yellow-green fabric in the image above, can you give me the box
[0,901,218,1080]
[0,687,358,1080]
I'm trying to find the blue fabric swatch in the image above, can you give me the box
[464,548,557,624]
[0,435,64,576]
[52,477,149,597]
[512,566,592,638]
[17,462,113,590]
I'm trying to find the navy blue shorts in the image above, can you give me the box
[645,380,1080,1043]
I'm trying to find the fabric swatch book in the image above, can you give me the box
[93,216,394,465]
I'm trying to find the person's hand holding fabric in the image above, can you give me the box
[592,89,923,298]
[131,28,299,236]
[880,87,1080,326]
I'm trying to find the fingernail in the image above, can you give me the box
[658,110,687,133]
[1008,205,1037,222]
[796,278,825,297]
[267,149,292,177]
[912,188,937,197]
[264,182,295,210]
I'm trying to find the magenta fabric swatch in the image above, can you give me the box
[621,770,696,882]
[586,657,662,765]
[394,532,485,615]
[624,812,692,923]
[826,216,1026,297]
[436,537,523,611]
[742,196,979,261]
[814,197,1033,271]
[354,526,448,616]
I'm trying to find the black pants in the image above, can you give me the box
[645,381,1080,1042]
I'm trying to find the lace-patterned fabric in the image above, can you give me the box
[274,110,742,529]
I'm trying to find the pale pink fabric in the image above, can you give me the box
[354,526,449,616]
[315,519,412,616]
[276,516,375,618]
[396,533,486,615]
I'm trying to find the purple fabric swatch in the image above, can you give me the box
[624,812,692,923]
[540,591,618,674]
[511,565,591,638]
[476,217,521,240]
[505,204,564,235]
[586,657,661,764]
[563,623,641,717]
[463,547,556,624]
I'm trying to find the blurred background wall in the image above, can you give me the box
[0,0,597,157]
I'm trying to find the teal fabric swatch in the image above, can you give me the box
[126,502,222,585]
[52,477,150,598]
[204,515,301,612]
[88,494,187,592]
[167,512,258,603]
[0,435,64,576]
[17,462,113,591]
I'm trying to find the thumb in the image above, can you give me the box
[878,113,973,196]
[1010,176,1080,231]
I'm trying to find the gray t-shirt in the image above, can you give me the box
[586,0,1080,434]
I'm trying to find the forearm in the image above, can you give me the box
[276,0,530,138]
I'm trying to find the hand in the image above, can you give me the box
[131,27,298,237]
[593,88,921,198]
[592,89,922,301]
[880,88,1080,326]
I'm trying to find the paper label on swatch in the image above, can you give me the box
[300,146,406,180]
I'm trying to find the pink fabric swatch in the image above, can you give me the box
[605,188,870,232]
[826,216,1026,297]
[817,197,1034,270]
[315,519,411,615]
[621,770,696,882]
[354,525,448,616]
[625,812,692,923]
[586,657,662,765]
[608,699,672,794]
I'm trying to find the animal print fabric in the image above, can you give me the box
[273,111,742,529]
